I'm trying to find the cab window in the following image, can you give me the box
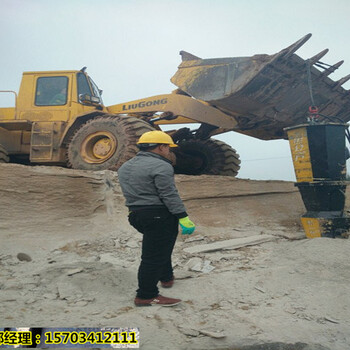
[77,73,103,105]
[77,73,91,98]
[35,76,68,106]
[89,77,103,104]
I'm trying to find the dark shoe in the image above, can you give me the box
[160,276,175,288]
[134,295,181,307]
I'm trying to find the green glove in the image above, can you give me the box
[179,216,195,235]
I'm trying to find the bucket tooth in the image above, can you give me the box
[322,60,344,76]
[332,74,350,89]
[309,49,329,64]
[179,51,201,61]
[283,33,312,58]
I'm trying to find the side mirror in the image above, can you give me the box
[79,94,101,105]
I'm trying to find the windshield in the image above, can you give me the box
[89,77,103,104]
[77,72,103,104]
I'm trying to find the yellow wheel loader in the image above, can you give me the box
[0,34,349,176]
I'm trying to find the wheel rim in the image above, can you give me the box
[81,131,117,164]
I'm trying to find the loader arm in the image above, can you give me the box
[107,93,238,129]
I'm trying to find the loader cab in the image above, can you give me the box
[34,72,103,108]
[14,69,106,124]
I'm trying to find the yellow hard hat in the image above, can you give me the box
[137,130,178,147]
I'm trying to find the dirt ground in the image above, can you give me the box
[0,164,349,350]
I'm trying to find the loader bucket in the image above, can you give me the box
[171,34,350,140]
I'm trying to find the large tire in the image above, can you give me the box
[0,144,9,163]
[174,138,240,177]
[67,115,155,171]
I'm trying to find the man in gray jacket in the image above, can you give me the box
[118,131,195,306]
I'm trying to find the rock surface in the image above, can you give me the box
[1,164,350,350]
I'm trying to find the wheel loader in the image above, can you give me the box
[0,33,349,177]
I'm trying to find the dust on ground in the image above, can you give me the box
[0,164,349,350]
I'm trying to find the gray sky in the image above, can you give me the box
[1,0,350,181]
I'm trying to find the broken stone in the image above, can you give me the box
[240,305,250,311]
[284,307,297,315]
[201,260,215,273]
[274,231,306,240]
[125,239,139,248]
[183,235,276,254]
[177,326,200,337]
[324,316,340,324]
[184,235,205,243]
[191,264,202,272]
[66,268,84,276]
[51,249,62,255]
[185,257,202,272]
[218,300,232,310]
[73,300,89,307]
[24,298,37,304]
[90,310,102,315]
[173,307,183,312]
[198,329,226,338]
[254,285,266,293]
[210,253,231,262]
[299,313,313,321]
[17,253,32,262]
[77,296,95,302]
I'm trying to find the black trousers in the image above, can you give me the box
[128,207,179,299]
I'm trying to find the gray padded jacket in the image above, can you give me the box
[117,151,187,218]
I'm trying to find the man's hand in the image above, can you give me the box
[179,216,195,235]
